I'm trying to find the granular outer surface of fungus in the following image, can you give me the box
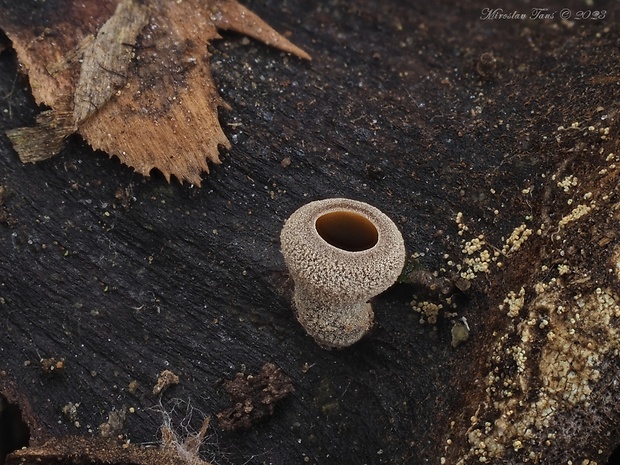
[280,198,406,349]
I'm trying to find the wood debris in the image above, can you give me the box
[216,362,294,431]
[5,436,212,465]
[153,369,180,396]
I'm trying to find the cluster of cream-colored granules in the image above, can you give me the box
[450,284,619,464]
[411,216,533,324]
[440,142,620,463]
[414,153,614,327]
[454,211,537,280]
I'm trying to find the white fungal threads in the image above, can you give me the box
[280,198,406,349]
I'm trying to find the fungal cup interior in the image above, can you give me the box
[315,211,379,252]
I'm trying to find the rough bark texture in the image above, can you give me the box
[1,1,620,464]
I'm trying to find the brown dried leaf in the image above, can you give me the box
[1,2,117,108]
[1,0,310,185]
[73,0,150,124]
[5,110,73,163]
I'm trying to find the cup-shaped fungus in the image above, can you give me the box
[280,198,406,348]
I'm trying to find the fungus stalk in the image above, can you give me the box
[280,198,406,349]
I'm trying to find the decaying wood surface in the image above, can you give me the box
[6,434,212,465]
[1,1,619,464]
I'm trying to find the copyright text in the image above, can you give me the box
[480,8,606,20]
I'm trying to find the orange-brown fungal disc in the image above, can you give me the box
[280,198,406,349]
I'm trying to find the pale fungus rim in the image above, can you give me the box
[280,198,406,296]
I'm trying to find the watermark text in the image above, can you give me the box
[480,8,606,21]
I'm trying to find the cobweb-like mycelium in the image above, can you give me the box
[0,0,310,185]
